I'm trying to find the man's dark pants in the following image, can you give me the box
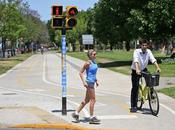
[131,70,141,108]
[131,69,147,108]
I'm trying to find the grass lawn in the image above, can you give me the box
[158,87,175,99]
[68,50,175,77]
[0,53,32,75]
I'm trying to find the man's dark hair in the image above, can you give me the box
[139,39,149,45]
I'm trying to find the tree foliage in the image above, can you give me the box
[127,0,175,41]
[87,0,175,48]
[0,0,49,54]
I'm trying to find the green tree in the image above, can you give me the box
[0,0,49,55]
[127,0,175,41]
[0,0,26,56]
[93,0,140,50]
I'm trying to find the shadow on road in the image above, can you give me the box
[52,109,75,113]
[97,57,165,68]
[98,60,132,68]
[138,108,158,117]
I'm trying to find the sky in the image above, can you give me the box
[24,0,99,21]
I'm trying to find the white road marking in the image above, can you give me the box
[99,90,130,97]
[24,89,45,92]
[67,95,75,97]
[160,103,175,115]
[95,93,105,96]
[98,115,137,120]
[95,101,106,107]
[42,56,57,86]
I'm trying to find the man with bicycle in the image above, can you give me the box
[130,39,161,112]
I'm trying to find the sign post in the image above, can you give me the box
[61,24,67,115]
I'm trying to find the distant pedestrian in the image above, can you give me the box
[72,49,100,124]
[130,39,161,112]
[41,46,44,54]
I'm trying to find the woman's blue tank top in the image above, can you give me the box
[86,60,98,83]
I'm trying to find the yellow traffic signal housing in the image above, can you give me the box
[51,5,63,16]
[66,6,78,16]
[66,18,77,28]
[51,17,63,29]
[51,5,63,29]
[66,6,78,28]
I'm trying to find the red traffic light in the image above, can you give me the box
[66,6,78,16]
[52,6,63,16]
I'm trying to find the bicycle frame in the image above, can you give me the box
[138,77,149,103]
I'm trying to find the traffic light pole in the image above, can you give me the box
[51,4,78,116]
[61,18,67,115]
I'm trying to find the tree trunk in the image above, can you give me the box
[110,43,113,51]
[2,38,6,58]
[125,41,130,51]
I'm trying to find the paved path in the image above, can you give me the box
[159,77,175,88]
[0,52,174,130]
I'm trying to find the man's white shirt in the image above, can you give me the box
[131,48,156,70]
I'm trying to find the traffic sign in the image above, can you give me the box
[82,35,94,45]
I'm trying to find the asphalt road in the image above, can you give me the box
[0,52,175,130]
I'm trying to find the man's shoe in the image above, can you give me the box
[89,116,100,124]
[130,107,137,113]
[72,112,79,121]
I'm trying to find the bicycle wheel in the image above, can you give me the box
[137,87,143,110]
[148,87,159,116]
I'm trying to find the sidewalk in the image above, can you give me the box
[0,87,68,129]
[0,106,66,128]
[159,77,175,89]
[0,53,175,129]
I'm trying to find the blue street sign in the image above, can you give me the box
[61,35,67,97]
[62,35,66,54]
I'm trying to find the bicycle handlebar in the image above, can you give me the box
[141,71,150,75]
[141,71,160,76]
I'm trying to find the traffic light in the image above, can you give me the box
[51,5,63,29]
[52,5,63,16]
[51,17,63,29]
[66,6,78,28]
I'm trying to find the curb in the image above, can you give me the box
[11,123,120,130]
[12,123,87,130]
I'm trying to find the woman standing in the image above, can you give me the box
[72,49,100,124]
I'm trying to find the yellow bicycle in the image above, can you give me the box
[137,71,160,116]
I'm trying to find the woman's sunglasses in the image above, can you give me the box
[92,53,96,56]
